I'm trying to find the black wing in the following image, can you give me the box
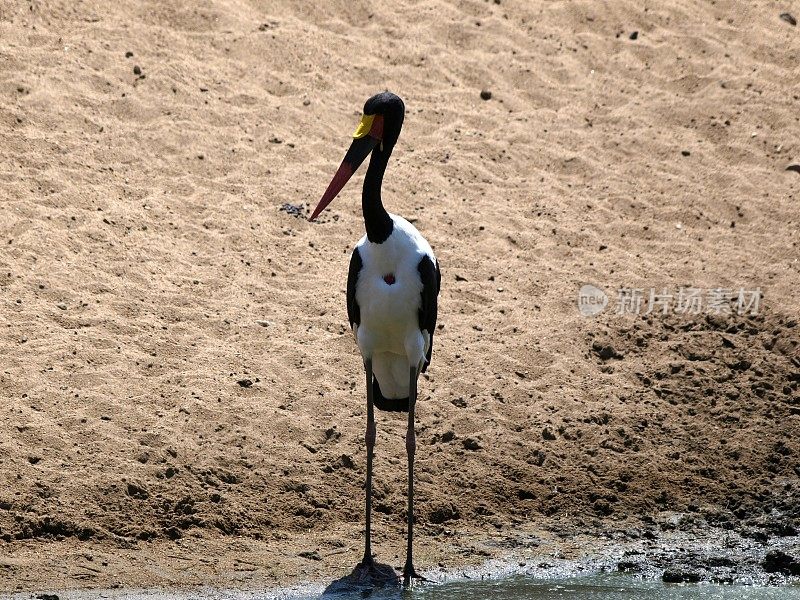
[346,247,363,328]
[417,254,441,372]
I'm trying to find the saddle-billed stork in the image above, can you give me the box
[309,91,441,584]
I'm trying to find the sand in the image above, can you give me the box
[1,0,799,594]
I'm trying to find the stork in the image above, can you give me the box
[309,92,441,585]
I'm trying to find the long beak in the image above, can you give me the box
[309,136,379,221]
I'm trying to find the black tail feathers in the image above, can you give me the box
[372,377,409,412]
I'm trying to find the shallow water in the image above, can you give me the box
[315,574,800,600]
[412,574,800,600]
[6,573,800,600]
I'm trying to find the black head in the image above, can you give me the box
[309,92,407,221]
[363,91,405,149]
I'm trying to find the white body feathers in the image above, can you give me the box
[352,215,435,399]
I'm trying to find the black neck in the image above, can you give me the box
[362,146,394,244]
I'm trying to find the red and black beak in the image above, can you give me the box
[309,114,384,221]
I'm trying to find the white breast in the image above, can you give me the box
[353,215,435,398]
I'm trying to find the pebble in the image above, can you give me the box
[480,89,492,101]
[279,203,305,217]
[681,150,691,156]
[302,99,311,106]
[133,65,141,75]
[780,12,797,26]
[629,31,639,40]
[56,302,67,310]
[237,379,253,388]
[125,51,133,58]
[786,164,800,174]
[269,136,283,144]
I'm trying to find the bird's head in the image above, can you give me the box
[309,92,405,221]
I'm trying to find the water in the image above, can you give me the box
[6,573,799,599]
[398,574,800,600]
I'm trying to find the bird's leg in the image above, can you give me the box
[403,364,426,585]
[361,358,376,568]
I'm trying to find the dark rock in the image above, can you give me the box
[125,51,133,58]
[780,12,797,26]
[629,31,639,40]
[480,89,492,100]
[594,499,613,516]
[662,570,701,583]
[681,150,691,156]
[338,454,355,469]
[126,482,149,500]
[617,560,642,572]
[299,550,322,561]
[462,437,482,451]
[36,595,59,600]
[763,550,800,575]
[428,502,460,524]
[237,379,253,388]
[133,65,141,75]
[787,164,800,174]
[592,341,622,360]
[542,427,556,440]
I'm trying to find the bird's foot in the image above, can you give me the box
[402,565,428,586]
[352,557,399,587]
[359,554,374,568]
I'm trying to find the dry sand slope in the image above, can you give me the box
[0,0,799,592]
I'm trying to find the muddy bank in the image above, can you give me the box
[2,518,799,596]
